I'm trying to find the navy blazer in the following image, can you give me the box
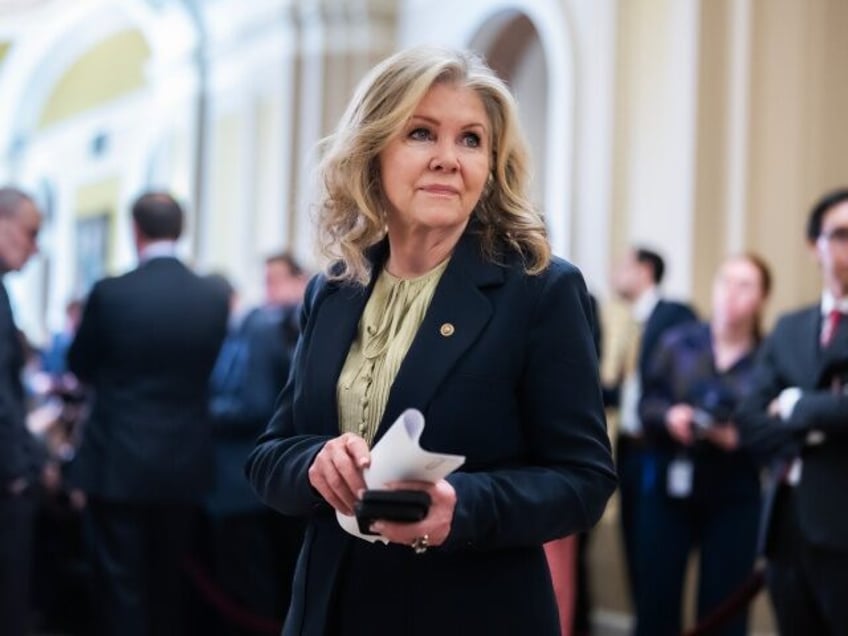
[207,305,297,516]
[603,298,697,409]
[640,300,698,380]
[737,305,848,552]
[0,281,40,487]
[246,228,617,635]
[68,257,229,502]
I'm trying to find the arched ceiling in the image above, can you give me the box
[37,28,151,130]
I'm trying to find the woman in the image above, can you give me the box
[246,47,616,636]
[636,254,772,636]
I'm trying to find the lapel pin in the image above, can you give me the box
[440,323,455,337]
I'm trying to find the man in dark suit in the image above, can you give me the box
[68,192,229,636]
[0,186,43,636]
[604,246,697,606]
[737,188,848,634]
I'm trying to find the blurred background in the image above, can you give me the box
[3,0,846,633]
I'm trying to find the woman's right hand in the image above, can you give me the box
[308,433,371,515]
[665,403,695,446]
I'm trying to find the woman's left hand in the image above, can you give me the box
[369,479,456,550]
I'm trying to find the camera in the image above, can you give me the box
[691,407,715,433]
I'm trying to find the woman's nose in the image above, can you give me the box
[429,140,459,172]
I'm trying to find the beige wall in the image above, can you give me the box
[745,0,848,318]
[616,0,847,322]
[692,0,848,320]
[611,0,700,299]
[691,0,733,317]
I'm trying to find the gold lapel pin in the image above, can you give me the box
[440,323,455,337]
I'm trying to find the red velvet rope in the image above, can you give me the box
[683,567,765,636]
[181,557,283,635]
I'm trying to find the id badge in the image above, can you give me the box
[667,458,693,498]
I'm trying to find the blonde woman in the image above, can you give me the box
[247,47,615,635]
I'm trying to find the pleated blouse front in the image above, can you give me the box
[336,258,449,445]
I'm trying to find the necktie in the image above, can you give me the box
[821,309,842,348]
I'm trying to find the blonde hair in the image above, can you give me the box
[316,46,551,285]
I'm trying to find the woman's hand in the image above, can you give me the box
[666,403,695,446]
[370,479,456,550]
[308,433,371,516]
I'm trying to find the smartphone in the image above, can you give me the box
[354,489,431,535]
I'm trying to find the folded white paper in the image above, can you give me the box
[336,408,466,543]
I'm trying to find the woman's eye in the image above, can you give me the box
[408,127,432,142]
[461,132,482,148]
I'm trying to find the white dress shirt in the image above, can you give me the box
[619,287,660,436]
[138,240,178,264]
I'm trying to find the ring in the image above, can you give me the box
[411,534,429,555]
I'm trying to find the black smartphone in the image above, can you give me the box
[354,489,431,535]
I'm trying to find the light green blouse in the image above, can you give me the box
[337,258,450,445]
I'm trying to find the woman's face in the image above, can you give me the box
[378,82,491,237]
[711,257,766,330]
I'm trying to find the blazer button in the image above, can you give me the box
[440,323,455,337]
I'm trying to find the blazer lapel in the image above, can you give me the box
[306,270,380,437]
[795,307,823,386]
[375,231,504,442]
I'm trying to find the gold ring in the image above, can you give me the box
[411,534,429,554]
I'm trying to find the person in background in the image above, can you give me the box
[34,297,85,470]
[41,299,83,378]
[603,246,697,607]
[246,46,616,636]
[0,186,44,636]
[264,251,308,311]
[636,253,771,636]
[737,188,848,635]
[257,251,308,367]
[204,254,306,632]
[68,192,229,636]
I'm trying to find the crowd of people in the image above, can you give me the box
[1,191,308,635]
[1,45,846,636]
[595,197,848,636]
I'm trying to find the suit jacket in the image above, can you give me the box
[736,304,848,552]
[207,305,297,515]
[0,281,34,488]
[640,299,698,381]
[246,228,617,635]
[639,322,761,502]
[603,298,697,409]
[68,257,229,502]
